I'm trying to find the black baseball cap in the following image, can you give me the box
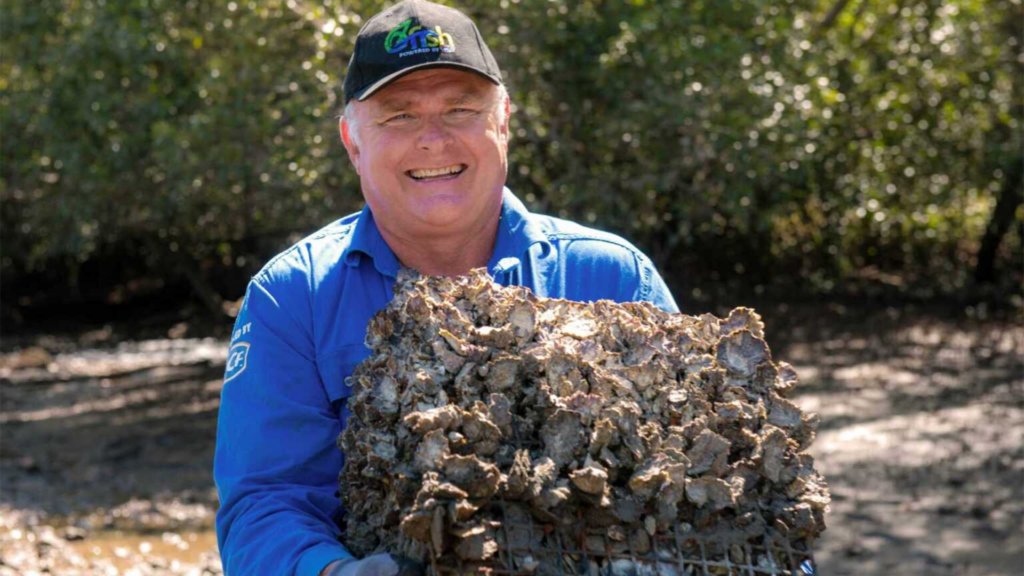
[343,0,503,104]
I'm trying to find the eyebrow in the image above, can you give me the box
[443,90,486,106]
[373,88,487,115]
[374,98,414,114]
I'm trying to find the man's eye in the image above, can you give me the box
[449,108,477,115]
[385,113,412,123]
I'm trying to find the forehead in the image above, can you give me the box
[363,68,495,112]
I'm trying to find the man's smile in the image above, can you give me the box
[406,163,467,182]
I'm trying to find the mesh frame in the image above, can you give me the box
[419,367,818,575]
[426,499,816,576]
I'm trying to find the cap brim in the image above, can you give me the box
[354,62,501,102]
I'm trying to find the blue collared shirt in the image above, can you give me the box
[214,189,678,576]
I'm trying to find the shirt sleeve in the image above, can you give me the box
[549,234,680,313]
[214,278,353,576]
[636,253,680,314]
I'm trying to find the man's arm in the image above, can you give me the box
[215,278,353,576]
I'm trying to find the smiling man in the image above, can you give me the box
[340,67,509,277]
[213,2,678,576]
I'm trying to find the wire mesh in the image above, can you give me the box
[426,499,816,576]
[422,391,818,575]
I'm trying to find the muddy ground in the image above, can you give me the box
[1,303,1021,575]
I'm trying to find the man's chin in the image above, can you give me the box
[415,193,503,232]
[413,206,468,230]
[412,191,473,218]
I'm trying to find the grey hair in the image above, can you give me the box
[343,83,509,147]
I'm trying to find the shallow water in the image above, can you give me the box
[65,529,220,572]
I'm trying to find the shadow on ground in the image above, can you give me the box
[768,305,1024,576]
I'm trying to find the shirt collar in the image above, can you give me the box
[487,187,552,274]
[342,204,401,277]
[342,188,551,278]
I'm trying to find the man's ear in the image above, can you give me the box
[340,116,361,174]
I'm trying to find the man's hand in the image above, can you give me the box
[322,554,423,576]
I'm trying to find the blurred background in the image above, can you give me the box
[1,0,1021,575]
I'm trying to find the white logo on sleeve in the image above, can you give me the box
[224,342,251,383]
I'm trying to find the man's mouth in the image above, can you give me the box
[406,164,466,182]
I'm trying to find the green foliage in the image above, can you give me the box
[2,0,359,283]
[486,0,1022,291]
[2,0,1020,303]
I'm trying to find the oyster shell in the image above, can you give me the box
[570,459,609,495]
[338,268,829,566]
[715,329,771,378]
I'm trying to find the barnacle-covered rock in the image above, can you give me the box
[338,268,829,568]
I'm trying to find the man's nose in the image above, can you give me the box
[416,117,454,151]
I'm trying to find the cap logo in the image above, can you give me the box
[384,18,456,57]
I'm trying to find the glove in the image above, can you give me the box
[323,554,424,576]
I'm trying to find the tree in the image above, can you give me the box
[3,0,1020,311]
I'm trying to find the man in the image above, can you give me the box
[213,1,679,575]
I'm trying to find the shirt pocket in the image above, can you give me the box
[316,343,371,405]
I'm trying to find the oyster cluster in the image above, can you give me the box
[338,269,829,572]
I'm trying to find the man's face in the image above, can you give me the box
[340,69,510,240]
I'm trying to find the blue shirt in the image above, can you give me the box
[214,189,678,576]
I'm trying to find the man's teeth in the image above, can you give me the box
[409,165,464,179]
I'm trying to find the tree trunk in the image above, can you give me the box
[974,158,1024,284]
[144,236,225,315]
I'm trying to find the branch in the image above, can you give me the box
[819,0,853,33]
